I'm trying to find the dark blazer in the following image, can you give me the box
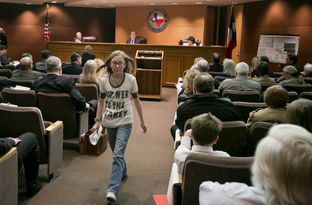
[126,38,141,44]
[11,69,43,81]
[0,138,14,156]
[62,63,83,75]
[209,63,224,72]
[81,52,96,66]
[175,94,240,131]
[34,74,86,111]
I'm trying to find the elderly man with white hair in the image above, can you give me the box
[303,63,312,77]
[11,56,43,81]
[218,62,261,94]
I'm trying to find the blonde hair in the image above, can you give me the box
[287,98,312,132]
[252,124,312,205]
[80,60,99,86]
[183,68,200,96]
[223,58,236,77]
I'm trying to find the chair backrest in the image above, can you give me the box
[0,148,18,205]
[8,78,34,89]
[37,92,80,139]
[0,104,47,162]
[282,84,312,95]
[182,153,253,205]
[62,74,80,83]
[303,77,312,85]
[214,121,248,157]
[288,91,298,103]
[2,87,37,107]
[2,64,16,71]
[214,75,231,82]
[75,83,98,102]
[299,91,312,100]
[0,69,12,78]
[222,89,261,102]
[233,101,267,122]
[245,122,274,156]
[259,82,277,92]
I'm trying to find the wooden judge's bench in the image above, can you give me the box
[48,41,226,88]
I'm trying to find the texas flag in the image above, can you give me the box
[226,6,237,59]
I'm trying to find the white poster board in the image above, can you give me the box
[257,35,300,64]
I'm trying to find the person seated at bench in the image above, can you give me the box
[0,132,41,197]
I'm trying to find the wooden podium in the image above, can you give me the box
[135,50,163,100]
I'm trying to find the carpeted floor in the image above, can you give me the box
[19,87,177,205]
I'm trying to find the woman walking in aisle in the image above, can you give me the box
[92,50,147,203]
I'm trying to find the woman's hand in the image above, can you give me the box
[141,122,147,133]
[91,121,101,132]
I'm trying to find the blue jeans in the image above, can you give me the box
[106,124,132,194]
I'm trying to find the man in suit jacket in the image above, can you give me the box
[34,56,88,111]
[126,31,141,44]
[81,45,96,66]
[0,132,41,196]
[11,56,43,81]
[62,52,83,75]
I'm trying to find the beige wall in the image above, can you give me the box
[116,5,205,45]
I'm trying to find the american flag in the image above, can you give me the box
[226,6,237,59]
[43,6,51,41]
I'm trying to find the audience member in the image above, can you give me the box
[218,62,261,94]
[183,36,197,46]
[11,56,43,81]
[174,113,230,175]
[199,124,312,205]
[285,53,298,68]
[0,132,41,197]
[222,58,235,77]
[81,45,96,66]
[0,27,8,48]
[249,56,260,77]
[195,59,210,73]
[62,52,83,75]
[15,52,33,70]
[194,57,205,64]
[287,98,312,132]
[247,85,288,127]
[178,68,200,103]
[252,61,275,83]
[171,72,240,139]
[94,58,106,77]
[277,65,305,86]
[302,63,312,77]
[80,59,100,86]
[74,31,83,43]
[34,56,88,112]
[0,45,10,66]
[209,52,223,72]
[35,49,51,72]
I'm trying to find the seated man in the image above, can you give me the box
[171,72,240,139]
[35,49,51,72]
[34,56,88,112]
[81,45,96,67]
[74,31,83,43]
[11,56,43,81]
[0,132,41,196]
[126,31,139,44]
[219,62,261,94]
[62,52,83,75]
[175,113,230,175]
[209,52,223,72]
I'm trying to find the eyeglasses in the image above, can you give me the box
[111,61,125,66]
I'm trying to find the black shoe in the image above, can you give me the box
[26,182,42,197]
[122,174,128,182]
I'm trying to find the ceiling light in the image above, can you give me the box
[51,1,57,3]
[25,2,31,5]
[84,2,90,5]
[196,2,202,4]
[171,2,178,5]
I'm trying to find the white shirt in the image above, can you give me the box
[199,182,266,205]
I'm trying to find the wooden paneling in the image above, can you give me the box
[48,41,226,87]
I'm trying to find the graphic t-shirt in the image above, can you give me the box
[99,73,138,128]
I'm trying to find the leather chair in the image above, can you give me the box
[75,83,99,101]
[62,74,80,83]
[8,78,34,89]
[288,91,298,103]
[282,84,312,95]
[172,154,253,205]
[0,148,18,205]
[303,77,312,85]
[259,82,277,92]
[245,122,274,156]
[233,101,267,122]
[0,69,12,78]
[222,89,261,102]
[299,91,312,100]
[0,104,63,180]
[37,92,88,140]
[2,87,37,107]
[214,121,248,157]
[214,75,231,82]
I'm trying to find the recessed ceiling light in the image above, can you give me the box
[84,2,90,5]
[25,2,31,5]
[171,2,178,5]
[110,4,115,7]
[51,1,57,3]
[150,3,155,5]
[196,2,202,4]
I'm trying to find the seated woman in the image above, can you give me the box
[287,98,312,132]
[177,67,200,104]
[247,85,288,127]
[222,58,236,77]
[277,65,305,86]
[80,59,100,86]
[199,123,312,205]
[302,63,312,77]
[252,61,275,83]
